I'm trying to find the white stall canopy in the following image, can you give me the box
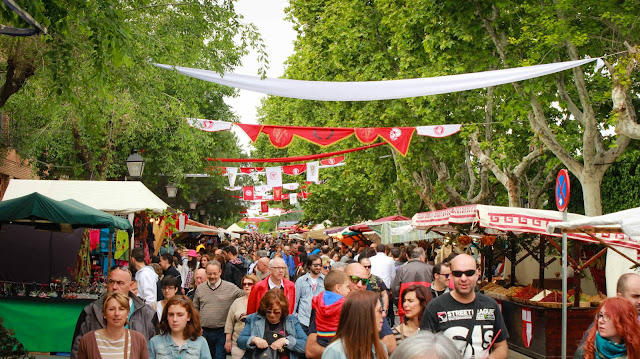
[2,179,168,214]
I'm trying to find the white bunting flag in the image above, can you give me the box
[307,161,319,183]
[416,124,462,138]
[282,183,299,191]
[227,167,238,187]
[255,185,270,192]
[290,193,298,205]
[224,186,242,191]
[186,118,233,132]
[266,166,283,188]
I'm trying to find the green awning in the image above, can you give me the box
[0,192,132,231]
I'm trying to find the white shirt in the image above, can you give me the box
[369,252,396,288]
[134,265,158,303]
[268,277,283,289]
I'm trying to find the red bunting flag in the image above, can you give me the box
[283,164,307,175]
[240,167,264,174]
[208,142,385,163]
[320,156,345,166]
[242,186,255,201]
[273,187,282,201]
[261,201,269,213]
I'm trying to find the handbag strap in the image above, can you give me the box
[124,329,129,359]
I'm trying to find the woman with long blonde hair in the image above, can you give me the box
[322,290,387,359]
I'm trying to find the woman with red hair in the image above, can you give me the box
[574,297,640,359]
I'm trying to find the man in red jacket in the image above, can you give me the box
[247,257,296,314]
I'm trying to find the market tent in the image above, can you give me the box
[227,223,249,233]
[367,220,439,245]
[547,207,640,242]
[2,179,168,213]
[547,207,640,295]
[412,204,640,251]
[0,192,132,231]
[177,219,219,233]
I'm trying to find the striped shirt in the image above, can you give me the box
[95,330,130,359]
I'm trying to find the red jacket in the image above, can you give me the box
[246,276,296,315]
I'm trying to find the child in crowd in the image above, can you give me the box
[311,270,351,346]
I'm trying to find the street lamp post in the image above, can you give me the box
[166,182,178,198]
[189,198,198,210]
[126,150,145,179]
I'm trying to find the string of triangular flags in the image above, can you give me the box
[222,156,345,187]
[188,118,461,156]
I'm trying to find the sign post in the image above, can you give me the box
[555,169,570,359]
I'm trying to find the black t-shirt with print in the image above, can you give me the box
[420,292,509,359]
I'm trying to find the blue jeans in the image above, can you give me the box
[202,327,226,359]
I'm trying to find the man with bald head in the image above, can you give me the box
[186,268,207,300]
[71,266,157,359]
[246,257,296,314]
[304,263,397,358]
[420,254,509,359]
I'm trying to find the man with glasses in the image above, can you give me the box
[293,255,325,333]
[70,265,158,359]
[420,254,509,359]
[360,257,390,324]
[247,257,296,315]
[194,260,245,359]
[430,262,452,298]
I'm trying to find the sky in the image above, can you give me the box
[225,0,297,154]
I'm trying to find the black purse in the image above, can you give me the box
[251,348,280,359]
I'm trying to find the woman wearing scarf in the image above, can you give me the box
[574,297,640,358]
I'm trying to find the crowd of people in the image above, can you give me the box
[70,235,640,359]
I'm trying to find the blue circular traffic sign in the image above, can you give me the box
[555,169,570,211]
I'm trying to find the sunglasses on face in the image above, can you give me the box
[349,275,370,285]
[266,310,282,316]
[363,265,371,269]
[323,266,331,270]
[436,273,451,278]
[451,270,477,278]
[311,263,322,267]
[242,282,254,287]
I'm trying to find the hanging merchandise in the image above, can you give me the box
[114,230,129,261]
[290,193,298,205]
[89,229,100,251]
[75,229,92,286]
[156,58,597,101]
[261,201,269,213]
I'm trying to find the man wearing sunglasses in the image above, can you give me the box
[429,262,452,298]
[420,254,508,359]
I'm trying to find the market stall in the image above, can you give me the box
[411,204,640,358]
[0,192,132,353]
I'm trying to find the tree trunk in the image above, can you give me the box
[578,172,604,216]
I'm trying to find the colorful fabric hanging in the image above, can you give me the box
[75,229,92,286]
[115,230,129,261]
[208,142,385,163]
[89,229,100,251]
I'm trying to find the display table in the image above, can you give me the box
[499,299,596,358]
[0,297,92,353]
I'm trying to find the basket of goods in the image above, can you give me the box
[567,290,592,308]
[457,235,472,246]
[511,286,540,304]
[506,286,523,301]
[590,293,606,307]
[480,235,497,246]
[538,291,563,308]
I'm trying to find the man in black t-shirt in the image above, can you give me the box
[420,254,509,359]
